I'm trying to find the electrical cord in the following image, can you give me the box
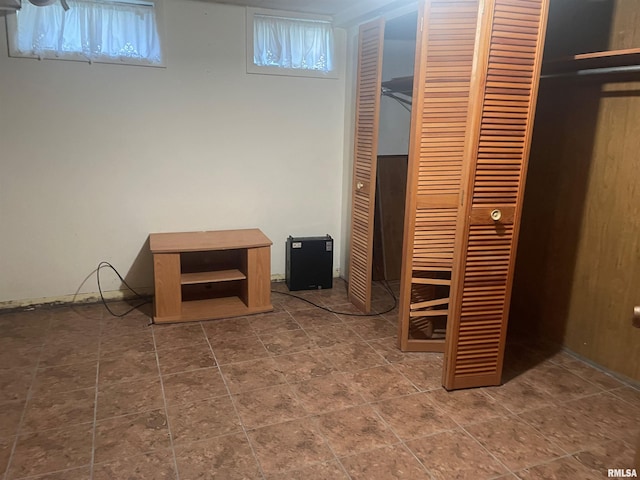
[271,279,397,317]
[96,261,152,317]
[96,262,397,318]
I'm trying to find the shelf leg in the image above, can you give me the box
[153,253,182,319]
[246,246,271,309]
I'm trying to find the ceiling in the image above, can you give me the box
[208,0,363,17]
[205,0,418,25]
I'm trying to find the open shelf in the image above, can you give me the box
[156,297,272,323]
[544,48,640,74]
[181,269,246,285]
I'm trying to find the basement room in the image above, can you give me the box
[0,0,638,478]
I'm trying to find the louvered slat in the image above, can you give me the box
[399,0,479,351]
[444,0,549,390]
[348,19,385,313]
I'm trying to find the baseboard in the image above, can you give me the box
[0,288,154,312]
[0,271,345,312]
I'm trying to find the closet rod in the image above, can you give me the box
[541,64,640,79]
[381,89,412,106]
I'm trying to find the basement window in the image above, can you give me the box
[6,0,163,66]
[246,7,336,78]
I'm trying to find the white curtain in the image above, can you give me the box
[253,14,333,73]
[14,0,162,64]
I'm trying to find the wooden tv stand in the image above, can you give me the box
[149,229,273,324]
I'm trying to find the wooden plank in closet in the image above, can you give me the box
[375,155,408,281]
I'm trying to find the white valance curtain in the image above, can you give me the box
[13,0,162,64]
[253,14,334,73]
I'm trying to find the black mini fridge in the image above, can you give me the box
[285,235,333,291]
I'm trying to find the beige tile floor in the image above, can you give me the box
[0,280,638,479]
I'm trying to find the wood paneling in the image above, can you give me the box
[348,19,385,313]
[511,0,640,381]
[374,155,408,280]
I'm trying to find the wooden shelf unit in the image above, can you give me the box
[150,229,273,324]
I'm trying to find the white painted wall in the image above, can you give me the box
[0,1,347,304]
[378,39,415,155]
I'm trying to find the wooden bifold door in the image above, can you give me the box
[349,0,549,390]
[348,19,385,313]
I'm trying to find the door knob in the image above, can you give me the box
[633,306,640,328]
[490,209,502,221]
[356,182,364,190]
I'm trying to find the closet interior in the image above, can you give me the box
[349,0,640,389]
[511,0,640,383]
[372,12,417,285]
[348,0,549,390]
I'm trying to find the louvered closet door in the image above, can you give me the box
[348,19,385,313]
[398,0,479,352]
[443,0,549,390]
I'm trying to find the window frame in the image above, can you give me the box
[246,7,338,79]
[5,0,166,68]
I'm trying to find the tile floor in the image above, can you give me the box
[0,280,638,479]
